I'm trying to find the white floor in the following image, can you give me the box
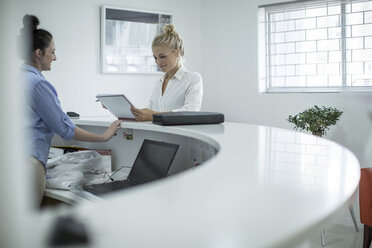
[307,223,363,248]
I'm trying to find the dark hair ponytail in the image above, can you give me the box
[19,15,53,62]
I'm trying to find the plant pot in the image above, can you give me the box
[312,131,323,137]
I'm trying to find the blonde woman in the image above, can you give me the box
[131,24,203,121]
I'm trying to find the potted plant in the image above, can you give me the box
[287,105,343,137]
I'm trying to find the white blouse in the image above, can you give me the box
[148,66,203,112]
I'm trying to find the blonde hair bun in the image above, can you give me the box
[163,24,176,34]
[152,23,184,57]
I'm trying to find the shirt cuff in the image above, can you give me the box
[60,118,76,140]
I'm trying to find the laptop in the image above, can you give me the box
[82,139,179,196]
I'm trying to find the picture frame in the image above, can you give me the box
[101,6,172,74]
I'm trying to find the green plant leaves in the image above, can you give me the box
[287,105,343,136]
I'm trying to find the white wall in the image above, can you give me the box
[201,0,372,169]
[22,0,203,116]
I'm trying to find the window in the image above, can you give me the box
[258,0,372,93]
[101,6,172,73]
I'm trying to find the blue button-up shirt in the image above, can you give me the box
[22,64,75,166]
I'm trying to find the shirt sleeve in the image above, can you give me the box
[172,72,203,112]
[32,81,75,140]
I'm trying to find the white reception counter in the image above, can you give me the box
[39,117,360,248]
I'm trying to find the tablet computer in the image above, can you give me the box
[96,94,136,120]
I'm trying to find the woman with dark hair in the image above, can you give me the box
[20,15,122,207]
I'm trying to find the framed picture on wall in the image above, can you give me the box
[101,6,172,74]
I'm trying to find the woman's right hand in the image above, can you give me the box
[102,120,122,141]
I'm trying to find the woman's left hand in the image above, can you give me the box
[131,106,156,121]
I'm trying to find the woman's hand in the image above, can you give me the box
[131,106,156,121]
[73,120,122,142]
[101,119,122,141]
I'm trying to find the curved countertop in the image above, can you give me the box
[43,117,360,248]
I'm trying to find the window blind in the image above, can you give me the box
[259,0,372,93]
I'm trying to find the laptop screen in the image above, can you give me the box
[127,139,179,184]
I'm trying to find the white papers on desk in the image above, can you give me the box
[46,150,111,190]
[96,94,135,120]
[49,147,64,159]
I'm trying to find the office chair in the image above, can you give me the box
[360,168,372,248]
